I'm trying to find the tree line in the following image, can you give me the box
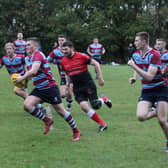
[0,0,168,63]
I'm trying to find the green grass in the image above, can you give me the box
[0,65,168,168]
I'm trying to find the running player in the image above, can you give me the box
[0,42,49,119]
[61,41,112,132]
[128,32,168,152]
[47,35,73,111]
[0,42,27,98]
[15,37,80,141]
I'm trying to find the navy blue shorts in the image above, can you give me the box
[73,81,98,104]
[29,86,62,105]
[93,57,102,64]
[139,86,168,104]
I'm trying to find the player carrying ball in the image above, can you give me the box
[15,37,81,141]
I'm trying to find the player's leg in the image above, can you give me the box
[87,82,112,109]
[66,82,73,111]
[74,87,107,132]
[136,101,156,121]
[47,85,80,141]
[79,100,107,132]
[60,76,74,111]
[13,86,28,99]
[157,101,168,152]
[59,84,67,98]
[93,57,102,79]
[136,89,157,121]
[24,90,53,134]
[52,103,80,141]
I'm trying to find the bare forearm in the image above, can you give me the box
[131,64,154,81]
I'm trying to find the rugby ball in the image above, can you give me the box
[11,73,25,88]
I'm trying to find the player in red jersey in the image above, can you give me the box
[15,37,80,141]
[61,41,112,132]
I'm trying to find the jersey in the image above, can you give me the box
[24,55,32,70]
[160,50,168,68]
[132,49,167,90]
[88,43,104,58]
[0,54,25,75]
[28,51,56,89]
[47,47,66,79]
[61,52,93,88]
[13,39,26,56]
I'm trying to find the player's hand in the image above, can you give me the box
[129,77,136,84]
[127,59,135,67]
[15,76,23,83]
[98,78,105,86]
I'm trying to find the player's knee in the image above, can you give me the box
[136,114,145,121]
[23,102,31,112]
[60,92,67,98]
[13,88,19,95]
[90,100,102,110]
[158,117,166,126]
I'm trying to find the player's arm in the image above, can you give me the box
[87,46,92,56]
[102,47,105,54]
[128,58,157,81]
[90,59,104,86]
[129,71,139,84]
[16,62,41,82]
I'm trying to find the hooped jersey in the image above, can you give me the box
[132,49,167,90]
[0,54,25,75]
[13,40,26,56]
[88,43,104,58]
[160,50,168,68]
[27,51,56,89]
[47,47,66,78]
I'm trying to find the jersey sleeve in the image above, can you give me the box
[32,52,43,63]
[150,52,161,67]
[81,53,91,64]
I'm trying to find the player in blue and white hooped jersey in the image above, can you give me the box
[128,32,168,153]
[155,38,168,72]
[13,32,26,57]
[0,42,28,98]
[47,35,73,111]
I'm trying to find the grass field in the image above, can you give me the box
[0,65,168,168]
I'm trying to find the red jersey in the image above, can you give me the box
[61,52,92,88]
[61,52,90,76]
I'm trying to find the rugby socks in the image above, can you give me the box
[63,111,78,132]
[87,109,106,126]
[29,106,46,120]
[36,104,47,115]
[66,97,73,110]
